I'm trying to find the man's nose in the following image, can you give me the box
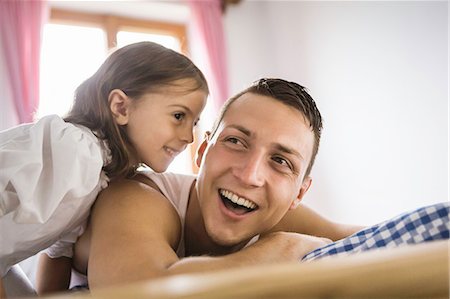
[232,151,265,187]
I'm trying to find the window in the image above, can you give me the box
[39,24,106,117]
[38,9,195,174]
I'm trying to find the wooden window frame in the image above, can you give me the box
[50,9,188,54]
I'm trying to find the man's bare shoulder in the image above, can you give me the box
[92,177,182,248]
[98,177,161,200]
[95,178,171,212]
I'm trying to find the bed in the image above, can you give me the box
[9,202,448,298]
[40,239,448,299]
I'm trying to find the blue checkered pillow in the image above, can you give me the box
[302,202,449,261]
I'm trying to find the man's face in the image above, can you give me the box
[195,92,315,247]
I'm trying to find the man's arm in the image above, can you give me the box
[268,203,365,241]
[166,232,330,274]
[87,180,331,289]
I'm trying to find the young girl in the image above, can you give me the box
[0,41,208,296]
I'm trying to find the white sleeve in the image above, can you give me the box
[44,224,86,258]
[0,115,104,223]
[0,115,108,276]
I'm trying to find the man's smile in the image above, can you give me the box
[218,188,259,216]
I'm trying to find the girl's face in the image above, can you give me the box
[121,80,207,172]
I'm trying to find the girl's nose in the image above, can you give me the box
[180,125,194,144]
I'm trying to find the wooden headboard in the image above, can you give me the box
[42,240,449,299]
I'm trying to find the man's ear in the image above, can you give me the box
[289,176,312,210]
[195,132,211,168]
[109,89,131,125]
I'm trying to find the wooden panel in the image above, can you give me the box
[50,9,104,27]
[39,240,449,299]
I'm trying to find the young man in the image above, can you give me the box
[64,78,362,289]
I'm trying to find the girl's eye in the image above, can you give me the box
[174,112,185,121]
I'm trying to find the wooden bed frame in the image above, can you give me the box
[40,240,450,299]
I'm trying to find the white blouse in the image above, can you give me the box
[0,115,110,277]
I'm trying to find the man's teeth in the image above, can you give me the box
[220,189,257,209]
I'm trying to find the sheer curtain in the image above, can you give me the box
[188,0,229,108]
[0,0,48,128]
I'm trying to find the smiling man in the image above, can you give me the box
[69,78,362,289]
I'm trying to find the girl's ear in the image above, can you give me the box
[289,176,312,210]
[109,89,131,125]
[195,132,211,167]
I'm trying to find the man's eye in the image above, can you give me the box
[174,113,185,121]
[223,137,246,149]
[226,137,240,144]
[272,156,291,169]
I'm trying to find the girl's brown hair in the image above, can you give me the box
[64,42,209,179]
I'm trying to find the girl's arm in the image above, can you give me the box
[36,254,72,295]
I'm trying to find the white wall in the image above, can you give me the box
[1,0,446,226]
[224,1,449,224]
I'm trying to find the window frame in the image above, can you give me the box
[50,9,189,53]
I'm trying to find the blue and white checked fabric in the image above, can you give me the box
[302,202,449,262]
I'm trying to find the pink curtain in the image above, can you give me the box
[0,0,48,124]
[188,0,229,107]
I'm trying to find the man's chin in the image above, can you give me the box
[207,228,254,251]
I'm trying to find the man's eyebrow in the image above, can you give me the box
[226,125,304,160]
[273,143,304,160]
[226,124,252,137]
